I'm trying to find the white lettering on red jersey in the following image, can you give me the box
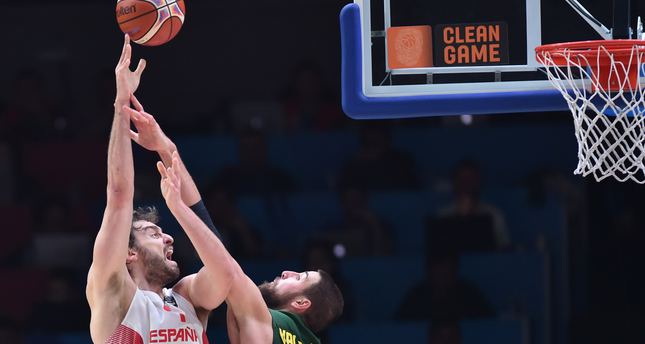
[106,288,210,344]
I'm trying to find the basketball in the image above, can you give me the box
[116,0,186,46]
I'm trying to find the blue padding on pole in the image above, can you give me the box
[340,3,569,119]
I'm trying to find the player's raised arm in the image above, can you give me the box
[156,154,235,311]
[124,96,201,206]
[87,34,146,293]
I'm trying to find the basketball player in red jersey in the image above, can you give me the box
[86,35,233,344]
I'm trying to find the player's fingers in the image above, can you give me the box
[156,161,168,178]
[166,166,176,184]
[132,110,150,125]
[131,94,144,112]
[171,151,182,172]
[168,165,181,187]
[119,34,128,64]
[135,59,146,77]
[130,130,140,143]
[124,44,132,68]
[141,111,155,123]
[121,105,142,122]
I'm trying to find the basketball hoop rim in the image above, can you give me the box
[536,39,645,61]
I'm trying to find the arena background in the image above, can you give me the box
[1,1,644,343]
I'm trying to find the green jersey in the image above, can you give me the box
[269,309,320,344]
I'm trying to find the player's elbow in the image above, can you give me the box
[199,265,236,311]
[220,260,236,293]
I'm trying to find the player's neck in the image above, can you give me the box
[131,271,165,297]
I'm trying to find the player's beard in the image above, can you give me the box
[140,247,180,286]
[258,281,290,309]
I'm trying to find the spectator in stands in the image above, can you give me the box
[204,186,264,259]
[396,254,493,322]
[281,59,346,132]
[29,269,89,332]
[319,187,393,256]
[302,240,355,323]
[338,123,420,190]
[429,159,509,253]
[213,129,295,195]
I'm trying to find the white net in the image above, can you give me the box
[537,41,645,183]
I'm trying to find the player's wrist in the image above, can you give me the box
[157,139,177,159]
[161,138,176,153]
[114,96,130,108]
[166,197,188,214]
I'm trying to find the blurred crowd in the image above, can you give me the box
[1,54,645,344]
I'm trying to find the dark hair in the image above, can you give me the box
[129,206,159,249]
[301,269,344,333]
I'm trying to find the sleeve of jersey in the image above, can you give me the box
[189,200,223,241]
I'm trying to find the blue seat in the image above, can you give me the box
[284,192,342,247]
[174,135,237,186]
[460,252,547,344]
[328,322,428,343]
[268,131,359,190]
[483,188,566,249]
[368,191,437,255]
[461,318,528,344]
[236,196,275,248]
[392,126,577,185]
[340,256,424,322]
[484,188,569,344]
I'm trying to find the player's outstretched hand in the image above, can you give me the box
[157,152,183,209]
[115,34,146,103]
[123,94,171,152]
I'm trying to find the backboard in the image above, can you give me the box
[340,0,643,118]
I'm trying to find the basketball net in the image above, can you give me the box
[536,40,645,183]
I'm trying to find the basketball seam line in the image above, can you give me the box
[117,8,159,26]
[120,1,183,44]
[167,0,174,43]
[153,1,181,44]
[117,0,181,26]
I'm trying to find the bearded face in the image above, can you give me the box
[128,220,180,287]
[258,271,321,310]
[137,245,180,286]
[258,280,290,309]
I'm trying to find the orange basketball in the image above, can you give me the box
[116,0,186,46]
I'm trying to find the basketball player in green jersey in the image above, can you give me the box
[226,267,344,344]
[120,73,344,343]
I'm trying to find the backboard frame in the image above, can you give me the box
[341,0,571,119]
